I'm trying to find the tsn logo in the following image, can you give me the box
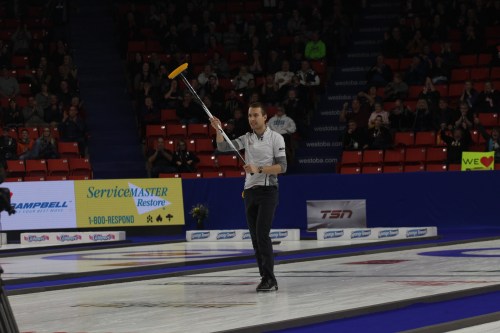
[320,210,353,219]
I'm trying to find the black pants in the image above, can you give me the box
[244,186,279,282]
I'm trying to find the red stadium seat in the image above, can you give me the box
[216,155,239,171]
[58,142,81,158]
[45,175,68,181]
[6,160,25,178]
[341,150,362,165]
[68,175,91,180]
[425,147,447,163]
[362,150,383,165]
[414,131,437,146]
[202,171,225,178]
[24,176,45,181]
[180,172,202,179]
[160,109,179,124]
[166,124,187,139]
[459,54,477,67]
[196,155,217,172]
[224,170,245,177]
[478,53,492,66]
[159,173,180,178]
[340,166,361,174]
[405,147,427,163]
[69,158,92,178]
[25,159,47,177]
[383,165,403,173]
[448,164,462,171]
[362,166,382,174]
[187,123,209,138]
[47,158,69,176]
[470,68,490,82]
[450,68,470,82]
[394,132,415,146]
[195,138,215,154]
[384,148,405,164]
[384,58,399,71]
[477,113,499,127]
[426,164,447,172]
[404,164,425,172]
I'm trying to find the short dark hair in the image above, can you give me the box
[248,102,266,116]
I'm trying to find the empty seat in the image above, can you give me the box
[361,166,382,174]
[405,147,427,163]
[166,124,187,139]
[202,171,225,178]
[404,164,425,172]
[160,109,179,124]
[384,149,405,164]
[180,172,202,179]
[159,173,180,178]
[414,131,437,146]
[340,166,361,174]
[383,165,403,173]
[69,158,92,178]
[23,176,45,181]
[195,138,215,154]
[425,147,447,163]
[394,132,415,146]
[187,123,209,138]
[224,170,246,177]
[68,175,91,180]
[477,113,498,127]
[426,164,447,172]
[341,150,362,165]
[196,155,217,172]
[216,155,239,171]
[47,158,69,176]
[45,175,68,181]
[362,150,384,164]
[6,160,25,177]
[58,142,81,158]
[25,159,47,177]
[470,68,490,82]
[448,164,462,171]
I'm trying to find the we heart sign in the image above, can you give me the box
[461,151,495,171]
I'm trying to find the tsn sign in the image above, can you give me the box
[320,210,353,219]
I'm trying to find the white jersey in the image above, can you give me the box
[268,114,296,135]
[218,127,286,188]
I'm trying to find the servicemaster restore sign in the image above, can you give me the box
[74,178,185,227]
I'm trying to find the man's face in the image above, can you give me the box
[248,107,267,130]
[156,139,165,149]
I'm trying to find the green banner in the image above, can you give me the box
[461,151,495,171]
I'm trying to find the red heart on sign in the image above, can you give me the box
[480,156,494,167]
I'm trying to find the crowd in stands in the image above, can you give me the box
[0,2,90,181]
[115,0,361,177]
[340,0,500,173]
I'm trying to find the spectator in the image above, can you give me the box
[248,49,264,76]
[204,75,225,109]
[261,74,281,105]
[453,102,474,131]
[304,32,326,61]
[0,127,17,166]
[339,97,371,130]
[462,25,483,54]
[23,96,47,127]
[233,66,254,91]
[172,139,199,173]
[368,102,390,128]
[32,127,59,159]
[3,99,24,128]
[176,91,204,125]
[474,116,500,162]
[133,62,155,98]
[429,55,450,85]
[432,98,455,131]
[58,105,87,157]
[224,89,244,117]
[267,106,297,161]
[282,89,307,136]
[56,80,75,109]
[406,30,427,55]
[475,81,500,113]
[206,34,225,59]
[459,80,478,109]
[17,129,36,160]
[159,79,181,110]
[197,64,216,87]
[296,60,320,87]
[141,96,160,125]
[384,73,409,101]
[412,98,433,131]
[0,67,20,99]
[404,56,428,85]
[266,49,282,75]
[208,51,230,78]
[11,23,32,55]
[183,24,204,53]
[389,99,414,132]
[358,86,383,110]
[147,137,177,177]
[417,77,440,110]
[232,107,251,137]
[381,27,406,58]
[342,120,366,150]
[274,60,294,92]
[222,23,240,52]
[44,94,64,127]
[35,83,51,111]
[367,55,393,87]
[440,126,472,165]
[364,115,392,150]
[287,9,305,36]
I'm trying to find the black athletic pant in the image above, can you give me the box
[244,186,279,282]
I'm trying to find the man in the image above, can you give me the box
[210,102,286,292]
[147,137,177,177]
[268,106,296,163]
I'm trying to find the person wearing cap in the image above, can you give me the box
[210,102,286,292]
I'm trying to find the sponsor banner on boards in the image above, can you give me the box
[186,229,300,242]
[20,231,126,245]
[307,199,367,231]
[317,227,438,241]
